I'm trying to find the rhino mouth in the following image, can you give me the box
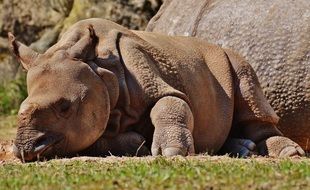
[32,135,63,157]
[14,134,64,162]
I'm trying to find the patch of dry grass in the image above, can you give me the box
[0,115,17,141]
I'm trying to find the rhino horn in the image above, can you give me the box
[8,32,40,70]
[68,25,99,61]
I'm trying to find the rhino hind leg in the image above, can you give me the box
[225,49,305,157]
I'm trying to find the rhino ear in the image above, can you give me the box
[88,61,119,109]
[8,32,40,70]
[68,25,99,61]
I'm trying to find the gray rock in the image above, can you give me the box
[0,0,162,83]
[147,0,310,151]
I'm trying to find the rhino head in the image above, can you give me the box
[9,26,119,161]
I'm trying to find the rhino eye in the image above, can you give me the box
[54,99,72,118]
[60,100,71,113]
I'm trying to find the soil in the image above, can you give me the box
[1,139,308,165]
[0,140,19,164]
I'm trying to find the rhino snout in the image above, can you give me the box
[17,102,39,124]
[18,102,38,116]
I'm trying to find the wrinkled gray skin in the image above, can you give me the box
[147,0,310,151]
[9,19,304,162]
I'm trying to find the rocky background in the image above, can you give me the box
[0,0,163,83]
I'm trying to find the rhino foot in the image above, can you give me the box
[151,126,195,157]
[150,96,195,157]
[162,147,187,157]
[257,136,305,157]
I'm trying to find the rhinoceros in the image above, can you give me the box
[146,0,310,151]
[9,18,304,161]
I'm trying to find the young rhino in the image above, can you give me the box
[9,18,304,161]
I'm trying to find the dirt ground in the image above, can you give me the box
[1,139,309,165]
[0,140,18,164]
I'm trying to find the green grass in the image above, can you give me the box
[0,76,26,140]
[0,157,309,190]
[0,76,27,115]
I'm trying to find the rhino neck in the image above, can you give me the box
[95,29,146,134]
[95,54,146,134]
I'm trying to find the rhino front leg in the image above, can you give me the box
[150,96,195,156]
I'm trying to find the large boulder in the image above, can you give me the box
[146,0,310,151]
[0,0,162,83]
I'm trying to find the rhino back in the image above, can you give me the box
[147,0,310,150]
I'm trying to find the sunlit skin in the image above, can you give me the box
[9,18,304,161]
